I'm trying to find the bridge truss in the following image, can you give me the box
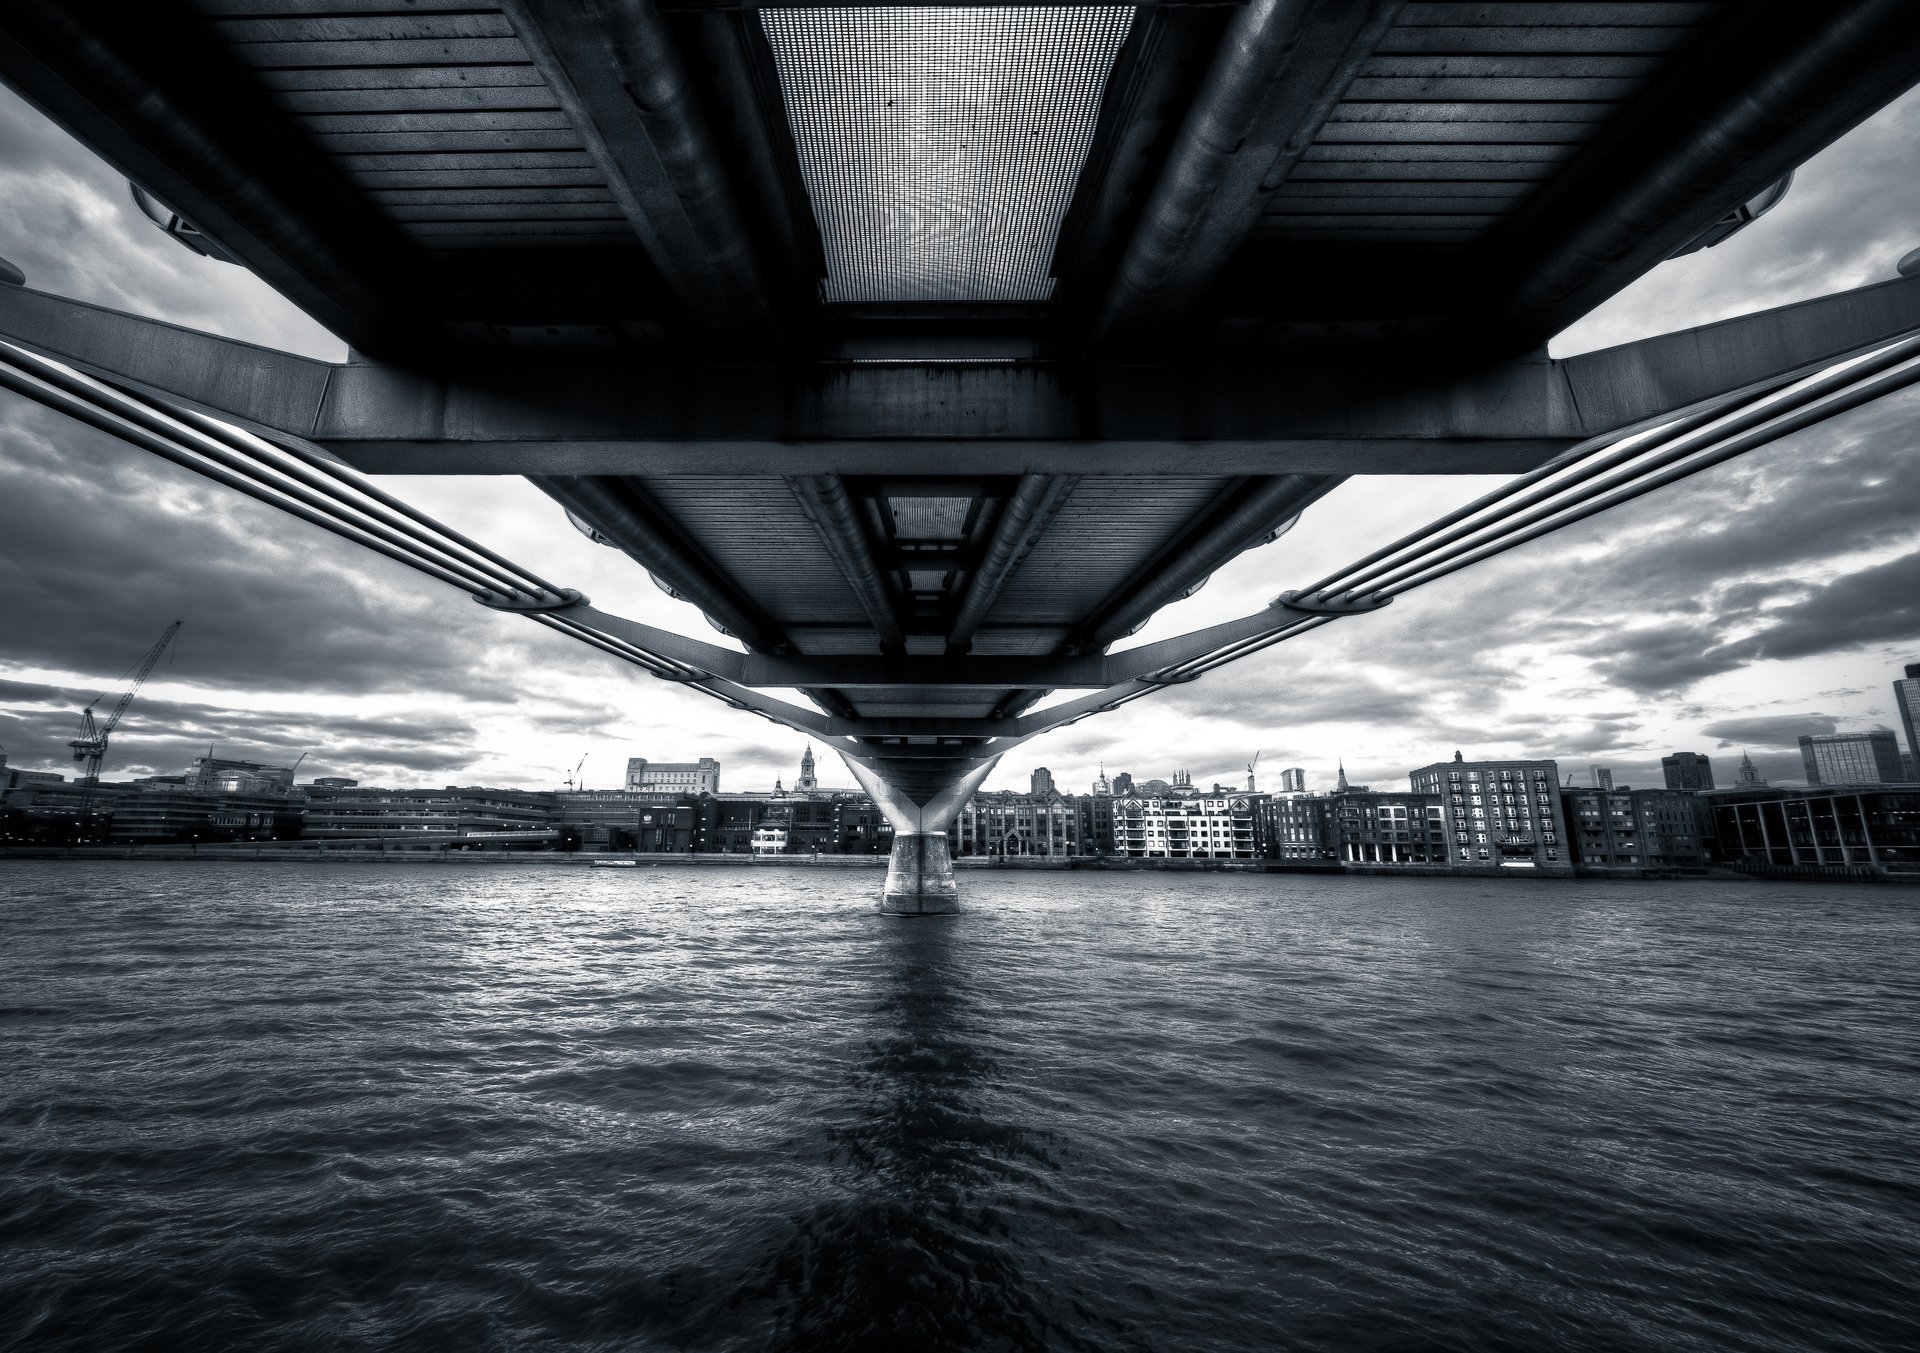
[1,0,1917,908]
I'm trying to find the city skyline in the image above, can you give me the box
[3,83,1920,797]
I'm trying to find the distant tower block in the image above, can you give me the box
[1279,767,1305,793]
[1589,766,1613,790]
[1030,766,1054,796]
[1661,752,1715,790]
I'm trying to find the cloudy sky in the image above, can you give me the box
[2,79,1918,798]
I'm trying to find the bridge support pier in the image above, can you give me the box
[842,753,999,915]
[881,831,959,915]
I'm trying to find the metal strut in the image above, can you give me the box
[5,322,1917,768]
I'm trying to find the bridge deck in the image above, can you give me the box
[2,0,1916,762]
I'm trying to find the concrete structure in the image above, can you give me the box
[1705,785,1920,869]
[1662,753,1716,792]
[624,757,720,795]
[1893,663,1920,773]
[1278,768,1306,794]
[4,3,1917,907]
[1799,732,1905,785]
[1411,756,1571,872]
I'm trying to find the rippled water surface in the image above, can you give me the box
[3,861,1917,1351]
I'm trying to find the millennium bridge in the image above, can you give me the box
[2,1,1918,910]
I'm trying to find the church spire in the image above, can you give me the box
[1336,759,1349,792]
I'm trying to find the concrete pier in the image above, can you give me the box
[843,753,998,913]
[881,832,959,916]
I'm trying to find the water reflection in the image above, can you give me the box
[752,919,1093,1352]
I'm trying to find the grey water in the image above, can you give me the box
[2,862,1916,1352]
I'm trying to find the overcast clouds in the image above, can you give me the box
[1,81,1917,796]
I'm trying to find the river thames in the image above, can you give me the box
[2,861,1915,1350]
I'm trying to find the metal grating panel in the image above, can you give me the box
[761,6,1133,303]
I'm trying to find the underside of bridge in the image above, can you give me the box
[2,1,1918,909]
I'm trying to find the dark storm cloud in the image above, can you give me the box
[1163,661,1431,727]
[1699,713,1841,749]
[0,400,585,703]
[0,672,485,779]
[1718,550,1920,666]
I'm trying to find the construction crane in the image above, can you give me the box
[1246,750,1260,793]
[564,753,588,793]
[69,620,182,832]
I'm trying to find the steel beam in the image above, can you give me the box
[784,475,905,652]
[7,279,1920,472]
[1460,0,1920,354]
[531,475,790,653]
[946,475,1076,652]
[496,0,783,346]
[564,597,1300,689]
[1095,0,1406,347]
[1068,473,1335,652]
[0,1,439,359]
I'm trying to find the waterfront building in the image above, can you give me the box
[1,779,131,841]
[1278,767,1306,793]
[188,756,296,795]
[309,777,358,788]
[551,789,684,850]
[749,821,788,855]
[109,789,301,845]
[1,753,66,792]
[706,797,768,853]
[1320,789,1446,864]
[830,796,893,854]
[1704,784,1920,869]
[1074,794,1116,856]
[624,756,721,795]
[1798,731,1904,785]
[1113,793,1263,860]
[1259,792,1328,860]
[302,785,554,841]
[1896,662,1920,776]
[1661,752,1715,791]
[957,790,1079,857]
[1410,754,1571,871]
[1559,786,1710,870]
